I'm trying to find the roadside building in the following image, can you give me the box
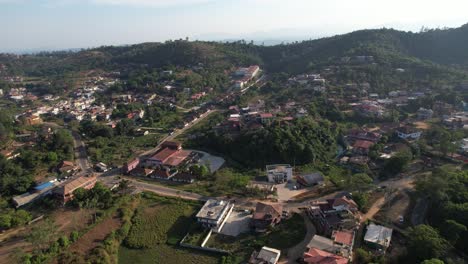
[172,172,196,183]
[251,202,283,232]
[54,176,97,203]
[122,158,140,174]
[266,164,293,183]
[196,199,234,232]
[249,246,281,264]
[297,172,325,187]
[56,160,77,174]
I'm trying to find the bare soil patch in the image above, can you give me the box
[69,215,122,255]
[52,208,96,235]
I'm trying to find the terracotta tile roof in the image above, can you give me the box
[253,202,283,220]
[151,148,177,162]
[164,150,191,167]
[61,176,97,195]
[352,140,374,150]
[303,248,348,264]
[332,230,354,246]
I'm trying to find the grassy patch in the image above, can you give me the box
[118,193,220,263]
[87,134,163,165]
[119,244,219,264]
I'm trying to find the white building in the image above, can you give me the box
[396,126,422,140]
[266,164,293,183]
[364,223,393,251]
[196,199,234,232]
[249,246,281,264]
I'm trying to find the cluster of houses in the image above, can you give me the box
[12,160,96,208]
[215,100,311,136]
[287,73,327,93]
[123,141,198,183]
[302,196,393,263]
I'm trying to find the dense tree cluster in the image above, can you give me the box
[193,117,339,168]
[415,167,468,256]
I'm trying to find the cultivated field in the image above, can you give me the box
[118,194,220,263]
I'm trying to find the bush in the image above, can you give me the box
[70,231,79,243]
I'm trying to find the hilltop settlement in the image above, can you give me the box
[0,28,468,264]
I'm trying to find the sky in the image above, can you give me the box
[1,0,468,52]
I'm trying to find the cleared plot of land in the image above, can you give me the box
[69,215,122,255]
[0,208,96,263]
[119,194,220,263]
[374,190,412,226]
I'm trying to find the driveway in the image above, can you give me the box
[276,182,308,202]
[282,212,316,264]
[219,211,251,237]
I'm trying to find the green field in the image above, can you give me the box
[118,193,220,264]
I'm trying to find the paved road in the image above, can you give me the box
[283,212,316,264]
[123,177,208,201]
[71,131,92,174]
[140,109,217,157]
[43,122,92,174]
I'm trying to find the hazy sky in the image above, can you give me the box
[1,0,467,52]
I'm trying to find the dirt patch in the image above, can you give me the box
[414,121,430,130]
[69,215,122,255]
[0,234,31,263]
[374,190,411,225]
[52,208,96,235]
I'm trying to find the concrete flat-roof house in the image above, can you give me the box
[266,164,293,183]
[196,199,234,232]
[364,223,393,251]
[249,246,281,264]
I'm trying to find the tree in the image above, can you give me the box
[354,248,372,263]
[0,214,12,229]
[11,210,32,226]
[382,150,412,178]
[407,225,448,261]
[26,219,58,252]
[440,219,466,244]
[349,173,373,191]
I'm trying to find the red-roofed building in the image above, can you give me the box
[352,140,374,155]
[122,158,140,174]
[332,230,354,247]
[259,113,274,125]
[302,248,348,264]
[145,142,191,168]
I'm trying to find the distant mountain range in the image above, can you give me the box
[2,23,468,76]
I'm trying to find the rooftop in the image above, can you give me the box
[196,199,230,221]
[364,223,393,248]
[303,247,348,264]
[164,150,191,167]
[332,230,354,246]
[251,246,281,264]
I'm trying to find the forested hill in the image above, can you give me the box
[261,23,468,73]
[1,23,468,76]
